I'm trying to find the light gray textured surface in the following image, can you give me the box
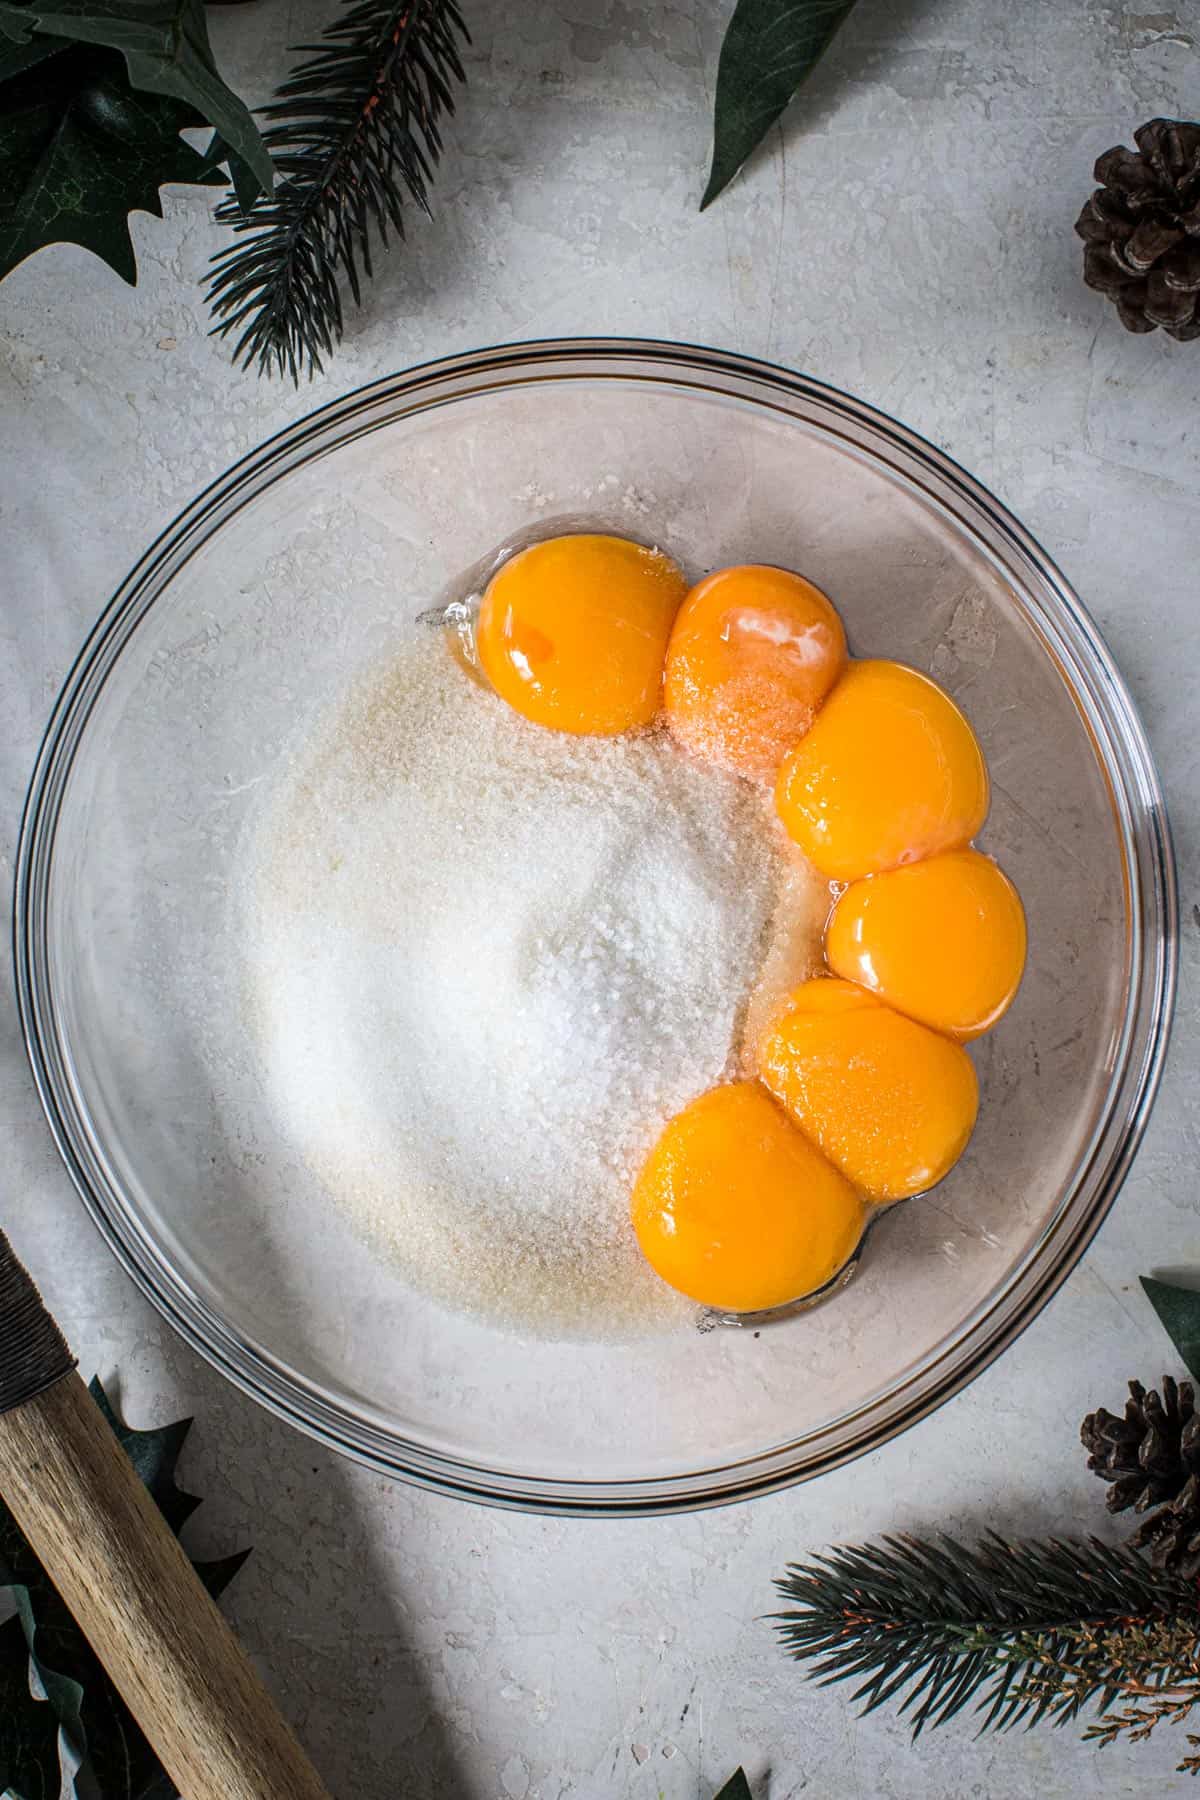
[2,1,1200,1794]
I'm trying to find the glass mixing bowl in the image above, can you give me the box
[15,340,1176,1514]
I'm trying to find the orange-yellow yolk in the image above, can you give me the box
[826,849,1026,1041]
[757,979,978,1202]
[774,660,989,881]
[630,1082,865,1312]
[475,533,687,735]
[663,564,847,781]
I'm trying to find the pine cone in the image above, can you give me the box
[1075,118,1200,339]
[1082,1376,1200,1575]
[1130,1475,1200,1578]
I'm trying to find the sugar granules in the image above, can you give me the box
[242,632,818,1337]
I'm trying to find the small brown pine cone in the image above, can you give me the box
[1130,1473,1200,1580]
[1082,1376,1200,1575]
[1075,119,1200,339]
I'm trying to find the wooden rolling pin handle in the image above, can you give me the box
[0,1369,332,1800]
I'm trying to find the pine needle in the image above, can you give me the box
[774,1533,1200,1770]
[206,0,468,381]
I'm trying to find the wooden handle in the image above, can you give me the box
[0,1370,333,1800]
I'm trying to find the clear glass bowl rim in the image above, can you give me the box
[13,337,1179,1516]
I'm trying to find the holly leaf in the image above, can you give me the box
[87,1375,201,1536]
[0,0,272,197]
[0,1487,44,1592]
[10,1585,91,1796]
[0,1376,249,1800]
[702,0,859,208]
[1142,1275,1200,1383]
[0,24,60,76]
[713,1773,753,1800]
[0,1611,62,1800]
[0,43,226,283]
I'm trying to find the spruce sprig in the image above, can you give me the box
[774,1533,1200,1765]
[206,0,468,382]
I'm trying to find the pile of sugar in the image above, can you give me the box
[242,633,806,1335]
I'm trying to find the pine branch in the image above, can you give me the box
[773,1533,1200,1748]
[1040,1619,1200,1757]
[206,0,468,381]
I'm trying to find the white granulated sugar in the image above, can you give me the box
[243,632,810,1337]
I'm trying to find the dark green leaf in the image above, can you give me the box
[702,0,859,208]
[714,1772,753,1800]
[12,1584,91,1788]
[204,131,259,211]
[0,1611,60,1799]
[0,1582,127,1798]
[1141,1275,1200,1382]
[0,44,224,283]
[0,27,62,77]
[0,1377,247,1800]
[0,0,271,195]
[87,1375,200,1536]
[0,1493,45,1591]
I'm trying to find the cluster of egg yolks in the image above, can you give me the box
[663,564,847,782]
[827,848,1026,1041]
[475,533,687,736]
[756,979,979,1202]
[630,1081,865,1313]
[775,659,989,882]
[464,536,1021,1309]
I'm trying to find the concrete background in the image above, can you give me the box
[3,1,1200,1793]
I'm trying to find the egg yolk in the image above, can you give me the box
[774,660,989,881]
[663,564,847,781]
[826,848,1026,1041]
[475,533,687,735]
[757,979,978,1202]
[630,1082,865,1313]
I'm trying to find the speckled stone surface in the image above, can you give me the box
[3,2,1200,1794]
